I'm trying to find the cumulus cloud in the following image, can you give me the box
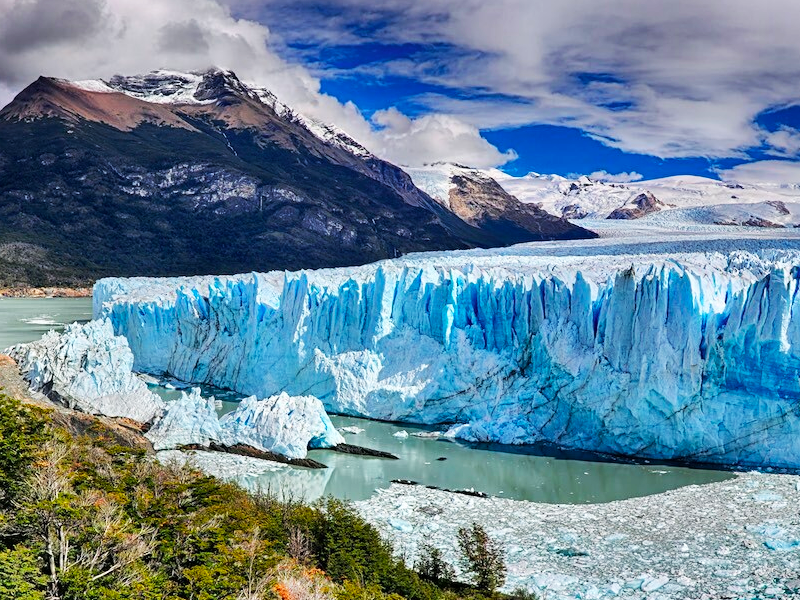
[372,108,516,168]
[764,126,800,158]
[243,0,800,160]
[587,170,643,183]
[0,0,512,168]
[716,160,800,185]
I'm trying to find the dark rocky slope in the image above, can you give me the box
[0,70,594,286]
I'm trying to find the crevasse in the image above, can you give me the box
[94,246,800,468]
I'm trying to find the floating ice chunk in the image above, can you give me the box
[388,517,413,533]
[8,319,164,423]
[641,575,669,592]
[341,426,365,435]
[753,491,784,502]
[411,431,441,439]
[393,430,409,439]
[765,539,800,551]
[146,389,221,450]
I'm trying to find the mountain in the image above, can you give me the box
[491,171,800,227]
[606,191,667,219]
[0,69,594,287]
[405,163,593,243]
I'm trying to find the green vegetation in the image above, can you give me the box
[457,524,507,594]
[416,545,456,585]
[0,394,517,600]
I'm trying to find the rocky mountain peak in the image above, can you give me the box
[104,68,257,105]
[607,191,666,220]
[192,69,256,104]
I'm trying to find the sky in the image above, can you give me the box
[4,0,800,184]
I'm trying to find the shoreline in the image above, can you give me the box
[0,286,92,298]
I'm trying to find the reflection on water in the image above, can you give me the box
[0,298,93,349]
[308,416,733,503]
[3,298,734,504]
[152,381,733,504]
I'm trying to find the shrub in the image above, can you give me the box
[456,523,506,594]
[0,395,49,508]
[416,545,455,584]
[0,545,47,600]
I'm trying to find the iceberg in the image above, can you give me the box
[7,319,164,423]
[145,388,222,450]
[94,236,800,468]
[220,392,344,458]
[146,389,343,459]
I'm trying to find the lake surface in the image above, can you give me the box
[0,297,93,349]
[3,297,733,503]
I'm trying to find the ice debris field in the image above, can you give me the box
[94,231,800,469]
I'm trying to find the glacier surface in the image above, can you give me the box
[146,389,343,458]
[94,235,800,468]
[7,319,165,423]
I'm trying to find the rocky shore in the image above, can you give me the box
[357,475,800,599]
[0,286,92,298]
[0,354,151,450]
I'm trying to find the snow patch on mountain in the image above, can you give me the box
[405,163,474,208]
[490,170,800,223]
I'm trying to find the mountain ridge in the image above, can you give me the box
[0,69,593,286]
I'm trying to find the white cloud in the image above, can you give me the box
[0,0,512,168]
[372,108,516,168]
[587,170,643,183]
[764,126,800,157]
[716,160,800,185]
[245,0,800,160]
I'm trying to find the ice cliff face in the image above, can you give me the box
[146,388,222,450]
[146,389,343,458]
[7,319,164,423]
[95,238,800,468]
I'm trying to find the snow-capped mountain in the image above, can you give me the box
[0,68,592,286]
[491,170,800,228]
[406,163,595,242]
[73,69,374,158]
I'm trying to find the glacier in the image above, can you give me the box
[7,319,165,423]
[146,389,343,458]
[145,388,222,450]
[94,235,800,468]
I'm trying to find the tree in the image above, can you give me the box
[0,545,47,600]
[0,395,48,509]
[456,523,506,594]
[415,544,455,584]
[21,441,156,599]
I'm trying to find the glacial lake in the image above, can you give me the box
[2,296,733,503]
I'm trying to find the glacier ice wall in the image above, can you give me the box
[7,319,165,423]
[94,241,800,468]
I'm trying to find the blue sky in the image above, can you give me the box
[220,0,800,183]
[318,61,743,180]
